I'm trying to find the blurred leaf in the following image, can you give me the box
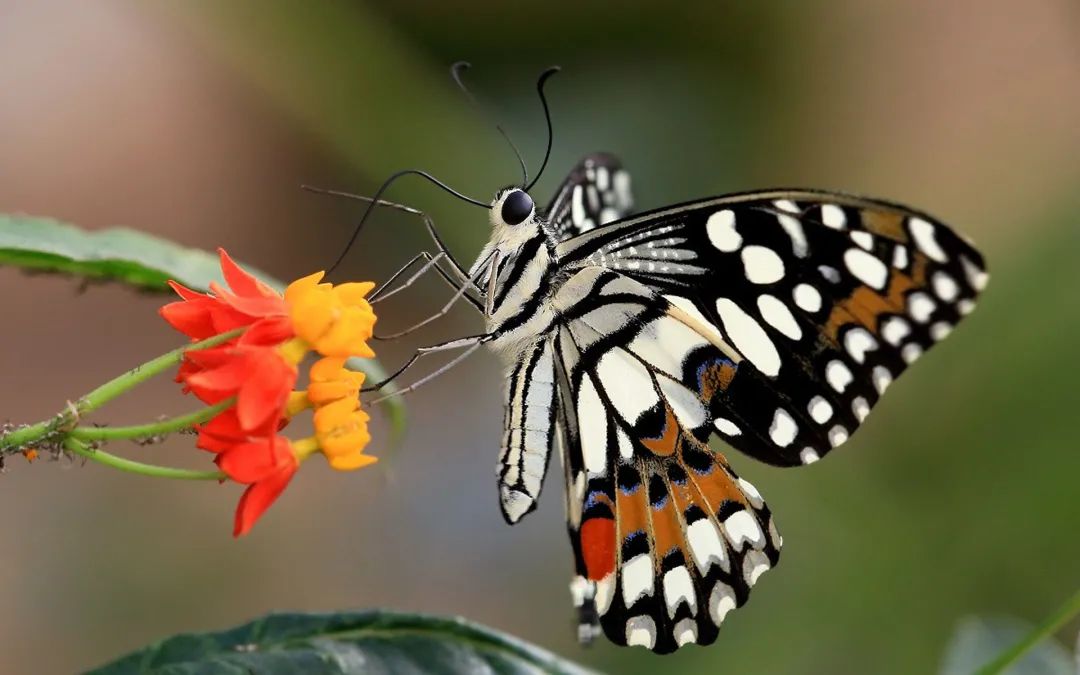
[0,214,235,291]
[0,214,404,431]
[941,617,1075,675]
[87,610,597,675]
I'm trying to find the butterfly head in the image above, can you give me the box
[491,187,536,229]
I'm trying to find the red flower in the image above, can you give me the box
[159,249,286,341]
[216,436,299,537]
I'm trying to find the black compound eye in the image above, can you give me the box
[500,190,534,226]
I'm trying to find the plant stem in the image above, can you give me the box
[975,588,1080,675]
[63,437,225,481]
[0,329,243,451]
[68,399,234,441]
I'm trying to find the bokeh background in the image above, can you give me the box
[1,2,1078,673]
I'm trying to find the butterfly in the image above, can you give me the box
[441,152,988,653]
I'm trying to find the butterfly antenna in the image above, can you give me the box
[524,66,561,193]
[451,61,529,187]
[324,168,487,275]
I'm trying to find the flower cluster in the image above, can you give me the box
[160,250,378,535]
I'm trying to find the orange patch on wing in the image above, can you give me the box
[822,259,930,341]
[641,406,679,457]
[688,462,746,510]
[581,518,616,580]
[616,475,653,554]
[860,209,908,242]
[650,490,688,562]
[698,361,738,400]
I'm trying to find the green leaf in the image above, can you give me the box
[940,617,1075,675]
[87,611,598,675]
[0,214,405,432]
[0,214,241,291]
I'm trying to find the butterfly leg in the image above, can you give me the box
[370,251,461,303]
[365,333,494,404]
[372,249,497,341]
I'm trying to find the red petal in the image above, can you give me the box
[216,437,293,482]
[240,317,295,347]
[159,299,218,340]
[168,280,206,301]
[236,351,296,431]
[218,248,278,301]
[232,465,295,537]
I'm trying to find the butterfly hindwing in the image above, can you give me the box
[555,191,987,466]
[544,153,634,243]
[551,268,780,653]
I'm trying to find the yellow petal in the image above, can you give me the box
[327,452,378,471]
[309,356,347,382]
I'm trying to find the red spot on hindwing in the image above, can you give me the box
[580,518,616,580]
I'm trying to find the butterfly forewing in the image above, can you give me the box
[555,191,987,467]
[544,153,634,243]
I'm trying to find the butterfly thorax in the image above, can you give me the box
[471,190,563,363]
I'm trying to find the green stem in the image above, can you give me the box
[68,399,235,441]
[63,437,225,481]
[0,329,244,451]
[974,588,1080,675]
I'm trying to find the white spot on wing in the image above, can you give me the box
[625,615,656,649]
[743,550,771,585]
[687,519,729,574]
[737,477,764,508]
[663,566,697,618]
[882,317,911,346]
[872,366,892,394]
[663,295,725,347]
[769,408,798,447]
[908,292,936,323]
[844,248,889,289]
[892,245,909,269]
[577,377,608,476]
[902,343,923,363]
[714,417,741,436]
[852,396,870,421]
[757,294,802,340]
[674,619,697,647]
[909,217,947,263]
[821,204,846,229]
[844,327,879,363]
[741,245,786,284]
[598,349,659,422]
[715,298,782,376]
[932,271,959,301]
[851,230,874,251]
[828,425,849,447]
[793,283,823,313]
[808,396,833,424]
[800,447,820,464]
[571,185,586,226]
[706,209,741,252]
[622,554,654,607]
[962,256,989,291]
[723,510,764,551]
[930,321,953,340]
[658,378,708,431]
[825,360,853,393]
[710,582,737,625]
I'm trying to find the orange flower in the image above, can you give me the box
[161,248,381,535]
[313,398,375,471]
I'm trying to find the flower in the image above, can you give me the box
[313,398,375,471]
[216,436,299,537]
[159,249,286,341]
[160,248,380,535]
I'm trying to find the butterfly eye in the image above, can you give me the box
[500,189,534,226]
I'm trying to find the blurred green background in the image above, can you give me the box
[1,2,1078,673]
